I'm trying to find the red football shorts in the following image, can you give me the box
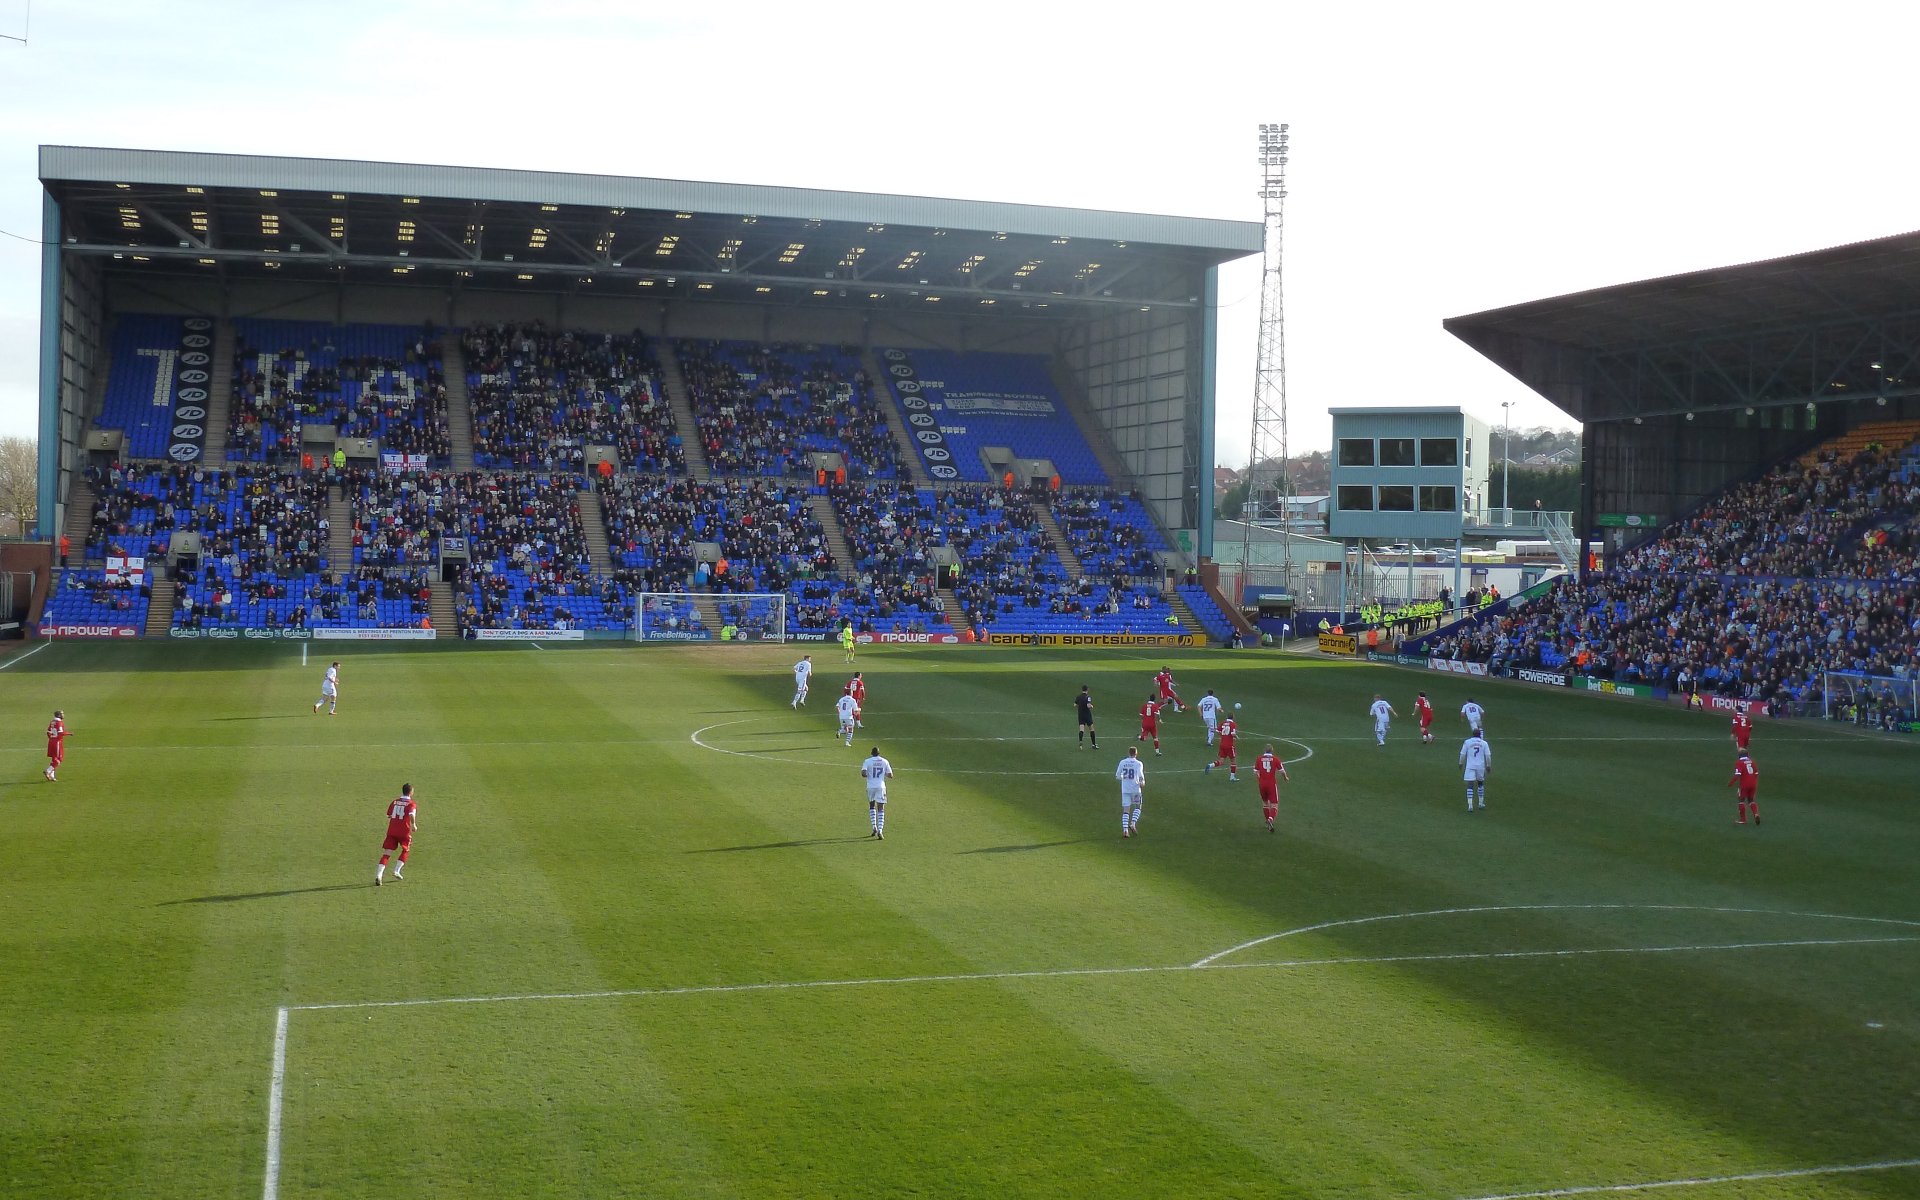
[47,742,64,765]
[1259,783,1279,803]
[382,833,412,851]
[1735,733,1750,749]
[1736,786,1756,801]
[1140,722,1157,735]
[1218,741,1235,758]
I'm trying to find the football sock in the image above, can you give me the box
[1090,734,1097,747]
[398,848,409,864]
[1749,802,1759,822]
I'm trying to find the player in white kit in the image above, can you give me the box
[1368,694,1397,746]
[1460,727,1492,811]
[1460,698,1485,735]
[1196,690,1223,745]
[313,661,341,715]
[860,747,894,839]
[791,654,813,708]
[835,692,860,746]
[1115,747,1147,838]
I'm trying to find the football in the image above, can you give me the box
[1233,702,1242,710]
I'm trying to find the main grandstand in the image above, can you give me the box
[28,146,1257,644]
[1421,233,1920,724]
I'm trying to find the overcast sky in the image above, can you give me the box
[4,1,1920,466]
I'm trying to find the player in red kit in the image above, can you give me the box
[1137,694,1163,755]
[845,672,867,728]
[1730,709,1752,751]
[1415,692,1435,744]
[1729,752,1759,825]
[1155,667,1183,713]
[1253,744,1290,831]
[376,783,418,884]
[1206,715,1240,779]
[44,710,69,781]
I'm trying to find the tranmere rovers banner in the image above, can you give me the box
[986,632,1206,648]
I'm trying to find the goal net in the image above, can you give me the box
[634,592,788,643]
[1820,671,1918,729]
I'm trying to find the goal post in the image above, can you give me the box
[633,592,788,643]
[1820,670,1918,727]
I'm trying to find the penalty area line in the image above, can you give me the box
[262,1007,288,1200]
[282,932,1918,1014]
[1455,1154,1920,1199]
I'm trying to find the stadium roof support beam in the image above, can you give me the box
[1457,307,1920,423]
[55,239,1203,311]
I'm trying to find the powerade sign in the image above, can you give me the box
[1515,668,1570,687]
[167,318,214,463]
[881,349,960,481]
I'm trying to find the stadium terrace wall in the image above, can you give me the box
[1060,296,1212,552]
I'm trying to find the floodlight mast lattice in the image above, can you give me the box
[1241,122,1293,602]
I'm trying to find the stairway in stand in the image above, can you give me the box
[1030,501,1083,578]
[442,335,478,472]
[145,579,175,638]
[62,480,94,556]
[1166,590,1203,640]
[577,488,614,575]
[428,580,459,640]
[690,592,726,634]
[807,495,855,576]
[936,585,965,629]
[201,319,235,469]
[860,348,935,488]
[656,343,711,481]
[327,495,353,572]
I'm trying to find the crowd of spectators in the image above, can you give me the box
[677,340,899,478]
[440,473,620,630]
[826,483,949,629]
[1621,444,1906,579]
[463,323,685,474]
[228,324,450,465]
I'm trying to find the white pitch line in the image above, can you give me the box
[262,1006,288,1200]
[1455,1154,1920,1199]
[1191,902,1920,968]
[0,640,50,670]
[283,933,1919,1014]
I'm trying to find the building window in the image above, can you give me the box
[1379,438,1416,466]
[1378,485,1415,511]
[1419,438,1458,466]
[1336,485,1374,511]
[1337,438,1374,467]
[1419,485,1457,512]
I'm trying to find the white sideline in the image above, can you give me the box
[0,640,50,670]
[1455,1155,1920,1199]
[262,1007,287,1200]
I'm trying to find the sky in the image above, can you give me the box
[5,1,1920,467]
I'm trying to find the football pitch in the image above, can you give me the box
[2,640,1917,1200]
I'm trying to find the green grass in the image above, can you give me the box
[1,639,1917,1199]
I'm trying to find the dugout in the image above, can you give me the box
[1447,228,1920,568]
[35,146,1260,568]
